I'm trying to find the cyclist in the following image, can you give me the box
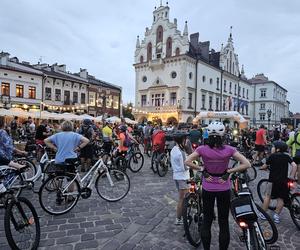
[254,124,267,163]
[117,125,138,155]
[171,132,202,225]
[259,141,297,223]
[44,120,89,166]
[143,121,153,154]
[102,121,113,155]
[152,124,165,154]
[0,116,27,170]
[189,124,202,147]
[185,122,250,250]
[78,119,94,172]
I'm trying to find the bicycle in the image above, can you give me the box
[231,158,257,183]
[182,171,203,247]
[38,157,130,215]
[0,172,40,250]
[144,137,152,157]
[257,178,300,230]
[231,172,278,249]
[156,144,172,177]
[114,143,144,173]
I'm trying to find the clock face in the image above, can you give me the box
[171,71,177,79]
[142,76,147,82]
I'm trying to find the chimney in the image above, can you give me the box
[80,68,87,79]
[58,64,66,72]
[0,52,10,66]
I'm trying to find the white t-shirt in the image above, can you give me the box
[29,122,35,133]
[171,145,190,180]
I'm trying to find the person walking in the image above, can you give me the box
[185,122,250,250]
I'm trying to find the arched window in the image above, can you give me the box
[156,25,163,44]
[140,55,144,63]
[166,37,172,57]
[175,47,180,56]
[147,43,152,62]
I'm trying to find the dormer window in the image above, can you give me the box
[153,16,155,22]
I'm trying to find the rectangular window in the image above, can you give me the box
[260,113,266,120]
[234,84,237,95]
[201,94,206,109]
[170,92,177,106]
[242,88,245,98]
[260,89,266,98]
[16,84,24,98]
[216,97,219,111]
[106,95,113,108]
[55,89,61,101]
[246,89,249,99]
[45,87,51,100]
[81,93,86,104]
[209,96,213,110]
[1,83,10,96]
[246,105,248,115]
[224,80,227,92]
[155,94,161,106]
[28,86,36,99]
[188,93,193,108]
[89,92,95,106]
[238,86,241,97]
[223,99,226,111]
[73,92,78,104]
[216,78,220,90]
[64,90,70,105]
[141,95,147,107]
[229,82,232,93]
[260,103,266,110]
[113,95,119,109]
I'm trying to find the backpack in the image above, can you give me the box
[80,125,93,140]
[293,133,300,158]
[10,120,17,130]
[121,132,131,147]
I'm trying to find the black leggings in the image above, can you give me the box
[201,189,231,250]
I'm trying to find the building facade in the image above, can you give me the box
[0,52,122,118]
[133,4,289,127]
[0,52,43,111]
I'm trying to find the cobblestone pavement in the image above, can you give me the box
[0,157,300,249]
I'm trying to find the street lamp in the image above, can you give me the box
[267,109,272,129]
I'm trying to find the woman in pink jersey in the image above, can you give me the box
[185,122,250,250]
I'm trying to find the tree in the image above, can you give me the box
[122,102,135,120]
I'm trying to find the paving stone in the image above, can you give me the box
[75,240,99,250]
[101,239,120,250]
[81,233,95,241]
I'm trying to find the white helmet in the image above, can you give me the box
[207,122,225,136]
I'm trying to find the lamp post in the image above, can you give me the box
[267,109,272,129]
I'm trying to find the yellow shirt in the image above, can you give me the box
[102,126,112,139]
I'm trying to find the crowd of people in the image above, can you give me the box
[0,115,300,249]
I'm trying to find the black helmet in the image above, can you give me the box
[119,125,127,132]
[273,141,288,152]
[172,131,190,139]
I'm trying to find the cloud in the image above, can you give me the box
[0,0,299,112]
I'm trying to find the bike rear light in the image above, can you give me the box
[288,181,295,189]
[189,184,195,193]
[238,221,248,228]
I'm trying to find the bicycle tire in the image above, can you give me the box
[246,166,257,183]
[182,193,202,247]
[95,169,130,202]
[15,158,37,180]
[151,151,158,174]
[290,193,300,230]
[4,196,40,250]
[128,152,144,173]
[156,153,169,177]
[38,174,80,215]
[257,179,276,210]
[254,203,278,244]
[245,225,262,250]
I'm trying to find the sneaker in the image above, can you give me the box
[175,218,184,225]
[273,213,280,224]
[257,211,266,220]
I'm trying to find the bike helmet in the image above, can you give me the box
[273,140,288,152]
[119,125,127,132]
[172,131,190,139]
[83,119,92,126]
[207,122,225,136]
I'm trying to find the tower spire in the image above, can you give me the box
[228,26,233,43]
[136,36,140,48]
[183,21,188,36]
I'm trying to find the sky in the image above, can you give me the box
[1,0,300,112]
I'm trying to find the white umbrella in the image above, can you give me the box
[125,117,137,124]
[78,114,95,121]
[94,115,103,122]
[106,116,121,123]
[59,112,79,120]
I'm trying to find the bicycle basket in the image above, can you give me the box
[231,194,257,221]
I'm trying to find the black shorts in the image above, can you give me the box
[270,180,289,202]
[293,157,300,165]
[80,144,94,159]
[102,141,112,154]
[255,144,265,153]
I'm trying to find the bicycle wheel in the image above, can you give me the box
[128,152,144,173]
[95,169,130,202]
[246,166,257,183]
[115,156,127,173]
[257,179,276,210]
[182,193,202,247]
[245,224,266,250]
[254,203,278,244]
[290,193,300,230]
[15,159,37,180]
[151,151,158,174]
[156,153,169,177]
[4,196,40,250]
[38,174,80,215]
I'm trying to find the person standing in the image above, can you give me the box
[254,124,267,163]
[35,120,51,160]
[185,122,250,250]
[189,124,202,146]
[102,122,113,155]
[10,116,18,141]
[287,128,300,191]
